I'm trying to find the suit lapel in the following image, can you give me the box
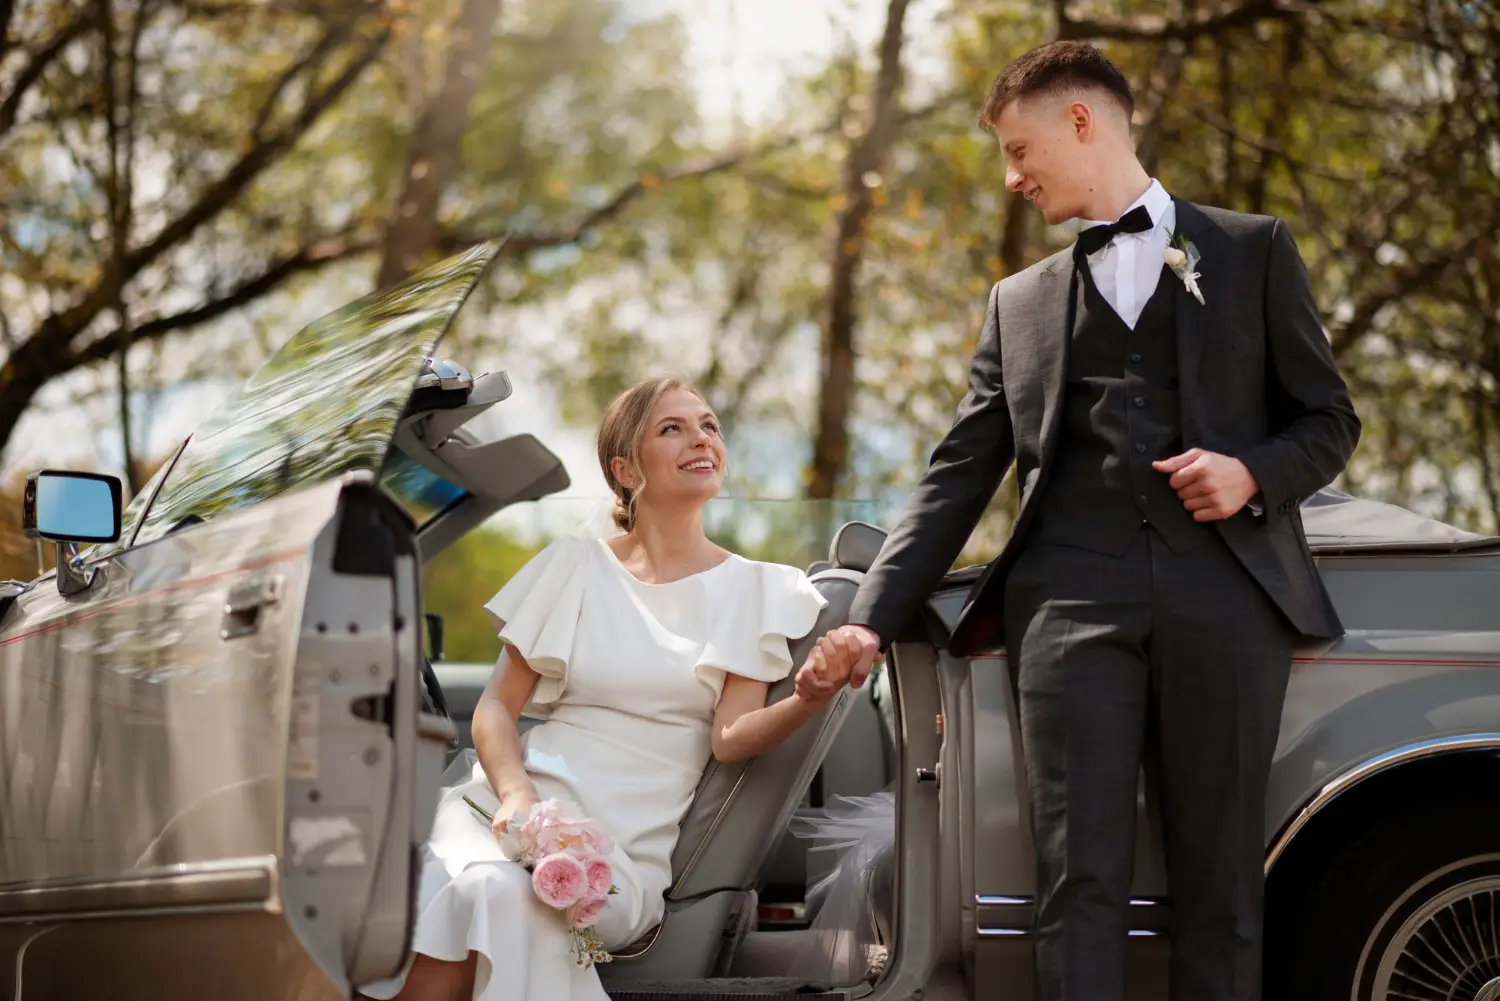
[1034,250,1076,459]
[1171,198,1217,434]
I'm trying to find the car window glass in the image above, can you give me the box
[117,245,494,552]
[379,449,468,527]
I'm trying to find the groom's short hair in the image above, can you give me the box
[978,41,1134,130]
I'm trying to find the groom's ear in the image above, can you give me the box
[1066,100,1095,142]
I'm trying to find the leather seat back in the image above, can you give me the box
[666,569,862,899]
[828,520,887,573]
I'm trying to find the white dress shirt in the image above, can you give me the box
[1079,179,1175,330]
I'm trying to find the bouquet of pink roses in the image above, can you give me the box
[465,794,618,968]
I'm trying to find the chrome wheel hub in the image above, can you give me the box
[1370,874,1500,999]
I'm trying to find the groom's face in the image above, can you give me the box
[993,93,1093,226]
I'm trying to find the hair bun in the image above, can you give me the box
[611,494,632,532]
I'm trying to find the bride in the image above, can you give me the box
[360,376,859,1001]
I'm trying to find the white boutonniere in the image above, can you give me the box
[1165,233,1204,305]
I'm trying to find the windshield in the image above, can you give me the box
[101,243,496,555]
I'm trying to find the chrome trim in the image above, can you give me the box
[974,895,1171,937]
[609,915,665,960]
[1265,732,1500,872]
[0,856,278,922]
[974,894,1167,907]
[976,929,1164,938]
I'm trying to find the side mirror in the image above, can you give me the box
[23,470,122,543]
[21,470,123,595]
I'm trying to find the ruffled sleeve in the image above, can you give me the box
[694,559,828,701]
[481,537,589,716]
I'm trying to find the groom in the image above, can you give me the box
[799,41,1360,1001]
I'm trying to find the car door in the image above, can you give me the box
[0,244,496,1001]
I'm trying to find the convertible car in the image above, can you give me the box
[2,242,1499,1001]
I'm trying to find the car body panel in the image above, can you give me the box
[0,475,335,886]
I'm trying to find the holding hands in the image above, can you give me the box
[794,624,883,704]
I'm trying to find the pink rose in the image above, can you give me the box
[539,820,612,857]
[580,821,615,857]
[566,896,607,929]
[531,853,587,909]
[582,855,613,900]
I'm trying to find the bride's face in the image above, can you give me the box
[630,387,726,512]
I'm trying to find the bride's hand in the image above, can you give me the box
[493,789,540,839]
[798,633,856,702]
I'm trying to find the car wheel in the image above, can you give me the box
[1267,798,1500,1000]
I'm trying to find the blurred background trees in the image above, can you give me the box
[1,0,1496,654]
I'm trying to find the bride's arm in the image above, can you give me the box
[710,635,854,763]
[471,646,543,821]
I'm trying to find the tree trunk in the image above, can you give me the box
[101,0,147,495]
[375,0,504,289]
[806,0,914,500]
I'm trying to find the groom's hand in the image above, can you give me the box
[795,625,882,701]
[1152,448,1260,521]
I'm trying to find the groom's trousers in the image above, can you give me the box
[1002,525,1295,1001]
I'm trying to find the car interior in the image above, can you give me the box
[393,359,905,998]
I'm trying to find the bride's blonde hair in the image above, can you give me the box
[596,376,711,533]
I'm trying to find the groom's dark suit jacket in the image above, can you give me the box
[849,199,1361,656]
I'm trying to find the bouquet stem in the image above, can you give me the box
[464,795,494,823]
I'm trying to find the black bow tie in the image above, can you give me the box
[1075,204,1154,258]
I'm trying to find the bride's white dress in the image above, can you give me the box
[360,536,826,1001]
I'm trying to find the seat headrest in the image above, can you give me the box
[829,521,887,573]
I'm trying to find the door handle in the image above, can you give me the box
[221,574,284,640]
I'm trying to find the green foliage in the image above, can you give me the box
[423,524,545,664]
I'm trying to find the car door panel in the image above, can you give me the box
[0,474,449,1000]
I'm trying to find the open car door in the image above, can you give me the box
[0,245,504,1000]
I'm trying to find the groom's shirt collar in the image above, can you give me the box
[1081,178,1173,235]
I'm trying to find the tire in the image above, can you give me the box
[1266,797,1500,1001]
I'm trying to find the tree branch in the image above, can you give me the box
[440,126,839,257]
[0,0,15,64]
[36,23,391,350]
[127,26,388,276]
[249,21,348,142]
[1329,228,1483,359]
[70,236,376,369]
[1058,0,1294,41]
[0,14,93,138]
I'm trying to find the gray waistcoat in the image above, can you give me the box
[1028,256,1214,557]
